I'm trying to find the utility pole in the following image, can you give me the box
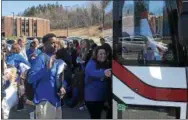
[65,6,70,37]
[102,2,104,31]
[101,1,105,37]
[12,12,15,36]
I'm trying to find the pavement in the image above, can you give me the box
[8,104,90,119]
[8,103,107,119]
[119,106,176,119]
[8,103,177,119]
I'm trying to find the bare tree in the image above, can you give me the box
[22,2,105,29]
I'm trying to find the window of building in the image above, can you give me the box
[33,20,37,36]
[21,20,25,35]
[25,28,29,36]
[21,21,25,28]
[2,18,4,26]
[2,18,4,32]
[26,20,29,29]
[26,20,29,25]
[33,32,37,37]
[22,28,25,34]
[13,19,17,36]
[2,18,4,22]
[21,20,24,25]
[33,20,37,26]
[26,32,29,36]
[34,22,37,26]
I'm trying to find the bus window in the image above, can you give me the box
[118,0,176,65]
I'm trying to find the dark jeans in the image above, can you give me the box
[85,101,105,119]
[64,68,72,86]
[17,96,24,110]
[106,100,112,119]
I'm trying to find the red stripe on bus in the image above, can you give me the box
[112,60,188,102]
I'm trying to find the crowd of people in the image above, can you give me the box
[1,34,112,119]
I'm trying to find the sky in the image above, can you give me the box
[2,1,89,16]
[2,1,165,16]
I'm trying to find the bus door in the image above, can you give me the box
[112,0,188,119]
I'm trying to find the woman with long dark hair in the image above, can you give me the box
[84,46,112,119]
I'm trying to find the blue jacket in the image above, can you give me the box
[28,53,67,107]
[26,48,41,64]
[84,59,107,101]
[6,53,30,69]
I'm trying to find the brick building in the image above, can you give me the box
[1,16,50,37]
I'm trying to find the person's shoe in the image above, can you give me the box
[79,104,87,111]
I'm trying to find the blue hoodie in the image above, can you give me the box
[6,53,30,69]
[27,53,67,107]
[84,59,108,101]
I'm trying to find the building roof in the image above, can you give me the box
[2,16,50,21]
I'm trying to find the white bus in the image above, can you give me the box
[104,0,188,119]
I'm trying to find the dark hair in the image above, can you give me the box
[102,43,112,60]
[73,40,79,47]
[56,48,72,66]
[100,38,105,42]
[30,42,35,48]
[18,36,26,42]
[17,38,22,42]
[42,33,56,44]
[89,39,94,44]
[91,43,97,50]
[82,39,90,48]
[168,43,173,50]
[92,46,110,69]
[92,46,106,61]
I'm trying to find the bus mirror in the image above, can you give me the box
[178,2,188,46]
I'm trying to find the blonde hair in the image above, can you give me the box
[5,67,17,83]
[10,68,17,82]
[58,40,64,49]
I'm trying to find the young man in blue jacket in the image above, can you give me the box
[28,33,66,119]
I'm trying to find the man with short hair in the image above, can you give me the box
[33,38,39,47]
[17,37,28,61]
[100,37,105,45]
[28,33,66,119]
